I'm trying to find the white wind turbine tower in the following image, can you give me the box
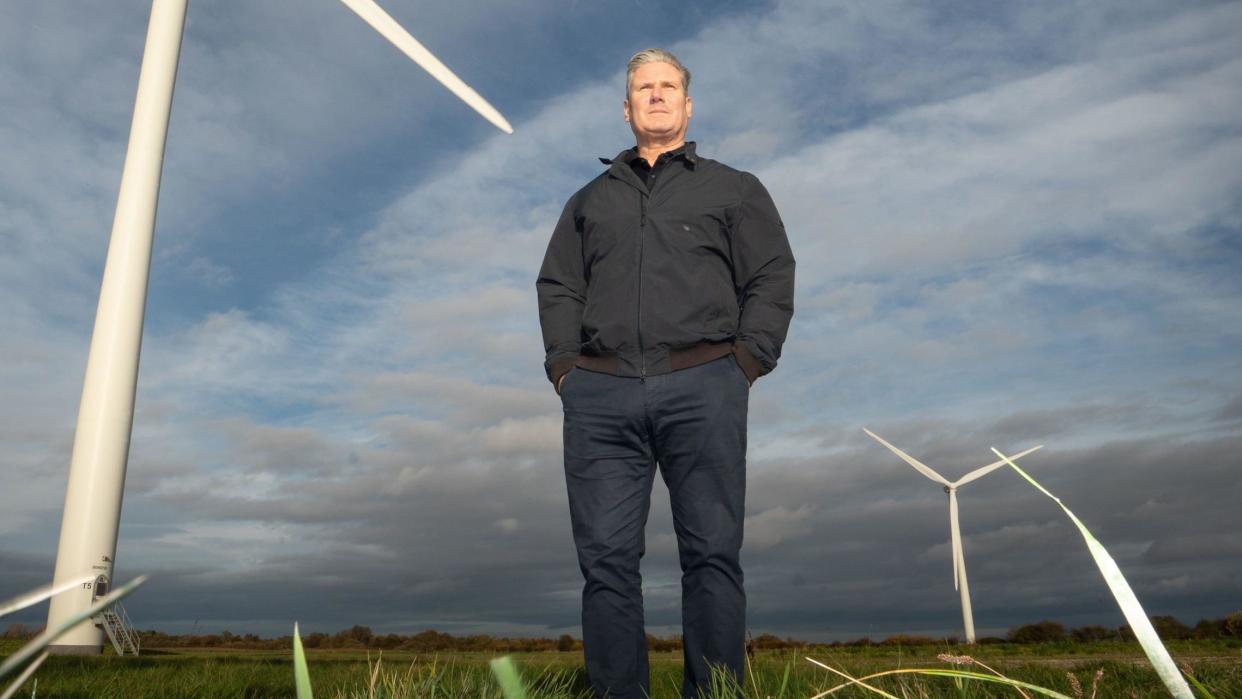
[46,0,513,654]
[863,429,1042,643]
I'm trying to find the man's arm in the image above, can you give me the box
[731,171,795,384]
[537,195,586,391]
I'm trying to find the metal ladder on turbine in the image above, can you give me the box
[97,601,141,656]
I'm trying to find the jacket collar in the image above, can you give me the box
[599,141,698,168]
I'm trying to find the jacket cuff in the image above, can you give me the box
[731,345,762,385]
[548,356,578,393]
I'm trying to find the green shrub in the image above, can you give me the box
[1008,620,1067,644]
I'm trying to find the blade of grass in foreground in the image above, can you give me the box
[0,652,48,699]
[293,622,314,699]
[0,574,147,680]
[776,659,792,699]
[808,656,1077,698]
[490,656,529,699]
[0,575,93,619]
[805,657,900,699]
[992,447,1196,699]
[1182,665,1218,699]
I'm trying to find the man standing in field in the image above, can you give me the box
[537,48,795,699]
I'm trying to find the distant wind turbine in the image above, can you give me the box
[863,428,1042,643]
[47,0,512,655]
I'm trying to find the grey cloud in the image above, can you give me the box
[3,0,1241,641]
[1216,394,1242,423]
[17,413,1240,640]
[335,372,553,427]
[1144,533,1242,566]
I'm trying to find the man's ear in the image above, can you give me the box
[685,95,693,120]
[623,98,631,123]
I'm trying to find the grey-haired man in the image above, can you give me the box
[537,48,794,699]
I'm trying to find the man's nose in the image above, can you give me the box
[650,86,664,102]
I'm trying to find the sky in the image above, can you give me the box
[2,0,1240,642]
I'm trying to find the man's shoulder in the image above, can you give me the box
[566,168,617,204]
[682,157,774,204]
[695,156,761,182]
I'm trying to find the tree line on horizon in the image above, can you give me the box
[3,611,1239,652]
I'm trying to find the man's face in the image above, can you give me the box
[624,61,693,145]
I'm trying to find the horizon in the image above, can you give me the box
[2,0,1240,642]
[9,610,1237,645]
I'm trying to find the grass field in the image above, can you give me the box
[3,640,1239,698]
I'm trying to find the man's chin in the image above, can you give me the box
[635,126,682,142]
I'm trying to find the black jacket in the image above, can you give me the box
[537,142,794,389]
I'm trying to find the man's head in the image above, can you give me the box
[624,49,693,148]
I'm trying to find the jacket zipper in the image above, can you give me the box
[637,193,647,381]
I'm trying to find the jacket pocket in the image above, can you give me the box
[558,367,578,396]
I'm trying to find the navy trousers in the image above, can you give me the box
[560,356,749,699]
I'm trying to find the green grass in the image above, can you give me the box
[2,644,1238,698]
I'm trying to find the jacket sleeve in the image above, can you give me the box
[730,171,795,382]
[536,194,586,388]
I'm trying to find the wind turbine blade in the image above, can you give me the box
[336,0,514,134]
[863,428,952,486]
[948,488,962,591]
[953,444,1044,487]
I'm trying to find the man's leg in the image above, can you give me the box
[649,357,749,698]
[561,369,655,699]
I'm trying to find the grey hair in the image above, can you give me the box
[626,48,691,95]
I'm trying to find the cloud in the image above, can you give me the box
[2,0,1240,640]
[745,504,817,551]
